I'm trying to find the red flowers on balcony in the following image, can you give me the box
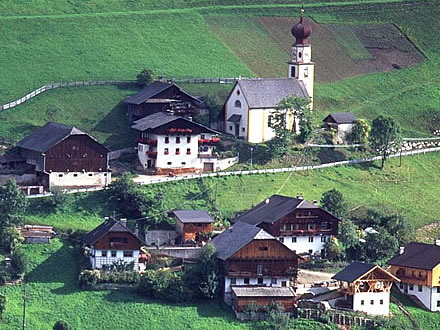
[137,137,157,146]
[198,137,220,144]
[146,151,157,159]
[167,128,193,134]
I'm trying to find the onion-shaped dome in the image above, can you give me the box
[291,11,312,45]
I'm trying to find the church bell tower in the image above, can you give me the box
[288,9,315,109]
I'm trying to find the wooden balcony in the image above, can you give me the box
[137,138,157,146]
[280,229,336,236]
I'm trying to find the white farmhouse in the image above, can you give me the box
[330,262,400,316]
[223,11,315,144]
[132,112,219,174]
[388,242,440,312]
[323,112,357,144]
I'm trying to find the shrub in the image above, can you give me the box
[0,226,23,253]
[78,270,100,289]
[53,320,73,330]
[47,188,73,213]
[10,247,28,278]
[0,293,6,320]
[136,68,157,86]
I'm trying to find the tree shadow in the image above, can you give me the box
[25,241,80,295]
[317,149,347,163]
[351,161,381,171]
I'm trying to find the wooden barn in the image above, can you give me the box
[211,221,301,306]
[19,225,55,244]
[16,122,110,189]
[232,195,340,256]
[170,210,214,244]
[125,80,203,121]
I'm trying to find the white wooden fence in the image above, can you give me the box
[26,146,440,199]
[0,80,135,111]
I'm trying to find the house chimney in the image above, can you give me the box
[399,247,405,255]
[265,198,270,204]
[120,218,127,226]
[312,200,318,205]
[296,193,303,200]
[435,239,440,246]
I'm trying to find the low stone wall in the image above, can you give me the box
[147,246,202,260]
[401,140,440,151]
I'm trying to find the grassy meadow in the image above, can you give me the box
[0,239,252,330]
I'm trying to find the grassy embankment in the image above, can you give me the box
[0,239,252,330]
[26,153,440,235]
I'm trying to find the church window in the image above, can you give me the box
[235,100,241,108]
[299,52,302,59]
[304,67,309,78]
[242,127,245,132]
[229,126,233,131]
[290,66,296,78]
[236,90,240,96]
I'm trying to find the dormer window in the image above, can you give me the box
[235,100,241,108]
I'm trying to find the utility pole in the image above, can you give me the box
[22,284,28,330]
[250,147,253,167]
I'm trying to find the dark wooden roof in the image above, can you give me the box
[323,112,357,124]
[16,122,108,153]
[171,210,214,224]
[233,195,338,226]
[125,81,202,105]
[131,112,217,134]
[332,262,376,282]
[388,242,440,270]
[83,219,143,245]
[236,78,309,109]
[211,222,275,261]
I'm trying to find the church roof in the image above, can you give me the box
[237,78,309,109]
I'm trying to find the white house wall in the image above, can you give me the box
[352,292,390,315]
[280,235,330,255]
[225,84,249,138]
[138,133,217,171]
[48,172,110,188]
[397,283,440,311]
[92,249,140,271]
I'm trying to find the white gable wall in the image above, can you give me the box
[225,84,249,139]
[353,292,390,315]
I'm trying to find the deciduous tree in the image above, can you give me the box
[136,68,157,86]
[320,189,347,219]
[369,115,401,169]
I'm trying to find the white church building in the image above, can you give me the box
[223,10,315,144]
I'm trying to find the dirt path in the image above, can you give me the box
[298,269,335,284]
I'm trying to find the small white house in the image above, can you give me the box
[83,218,144,272]
[330,262,399,316]
[323,112,357,144]
[132,112,220,174]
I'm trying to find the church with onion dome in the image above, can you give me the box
[223,9,315,144]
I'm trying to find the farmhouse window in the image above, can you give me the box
[187,148,191,155]
[165,136,169,144]
[88,173,93,177]
[399,282,404,289]
[370,300,374,305]
[409,284,414,291]
[437,301,440,307]
[201,134,205,140]
[111,251,117,257]
[235,100,241,108]
[236,90,240,95]
[123,251,133,258]
[229,126,233,130]
[110,237,128,245]
[181,162,186,165]
[167,162,172,165]
[72,146,79,151]
[380,300,384,305]
[187,136,191,143]
[321,236,327,243]
[176,148,180,155]
[244,278,250,285]
[299,52,302,59]
[307,223,316,230]
[257,278,263,284]
[176,137,181,144]
[361,300,364,305]
[418,285,423,292]
[271,278,277,285]
[164,148,169,155]
[281,281,287,287]
[101,251,107,257]
[279,237,284,243]
[138,145,143,152]
[73,173,78,177]
[437,287,440,293]
[292,237,297,243]
[242,127,245,132]
[308,237,314,243]
[230,278,236,285]
[58,174,63,178]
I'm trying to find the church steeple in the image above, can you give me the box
[288,9,315,109]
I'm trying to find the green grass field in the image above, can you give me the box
[0,239,252,330]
